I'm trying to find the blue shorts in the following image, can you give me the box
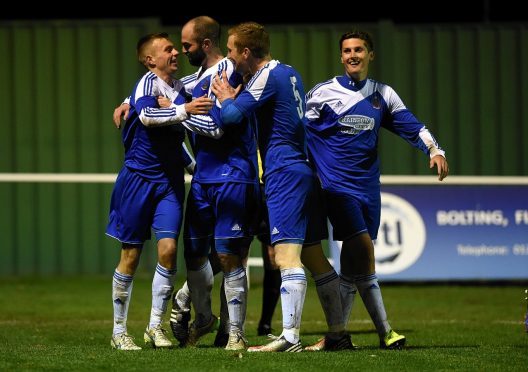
[106,167,185,244]
[184,181,259,257]
[265,163,327,246]
[325,190,381,241]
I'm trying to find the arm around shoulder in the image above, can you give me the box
[139,103,189,127]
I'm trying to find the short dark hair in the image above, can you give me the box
[228,22,270,58]
[136,32,169,65]
[339,30,374,52]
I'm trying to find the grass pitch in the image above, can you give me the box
[1,276,527,371]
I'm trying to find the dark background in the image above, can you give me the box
[1,0,526,24]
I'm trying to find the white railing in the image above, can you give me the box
[1,173,527,185]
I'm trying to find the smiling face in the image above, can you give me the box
[340,37,374,82]
[181,21,206,67]
[148,37,179,77]
[226,34,249,75]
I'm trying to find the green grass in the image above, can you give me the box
[1,276,527,371]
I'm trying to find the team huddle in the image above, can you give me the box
[107,16,449,352]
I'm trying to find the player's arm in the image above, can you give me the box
[211,70,242,103]
[211,70,245,125]
[113,97,130,129]
[382,86,448,180]
[182,63,241,138]
[182,111,224,139]
[181,73,227,139]
[138,95,213,127]
[213,69,271,127]
[386,111,448,180]
[158,93,223,138]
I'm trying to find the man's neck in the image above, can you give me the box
[251,57,271,75]
[152,68,173,85]
[346,71,367,84]
[203,53,224,70]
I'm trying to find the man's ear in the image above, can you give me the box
[202,38,212,50]
[146,55,155,67]
[369,51,375,61]
[243,47,251,59]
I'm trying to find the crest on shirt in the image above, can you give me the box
[372,93,381,109]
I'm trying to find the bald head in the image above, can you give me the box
[184,16,220,46]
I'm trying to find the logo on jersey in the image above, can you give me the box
[337,115,374,135]
[371,94,381,109]
[231,224,241,231]
[374,192,426,274]
[271,227,280,235]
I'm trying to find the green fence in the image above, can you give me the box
[1,18,527,275]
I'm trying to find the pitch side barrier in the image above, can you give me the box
[1,174,527,281]
[328,176,528,281]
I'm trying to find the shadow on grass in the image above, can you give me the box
[301,328,414,336]
[354,344,480,351]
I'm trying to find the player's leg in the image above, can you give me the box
[303,183,353,351]
[185,257,217,346]
[340,193,405,349]
[217,241,250,351]
[170,241,224,346]
[248,166,310,352]
[184,247,217,347]
[248,242,304,352]
[256,195,281,336]
[144,239,177,348]
[326,219,358,327]
[170,281,192,344]
[184,183,217,346]
[302,243,354,351]
[106,167,152,350]
[258,239,281,336]
[341,234,405,349]
[144,182,184,348]
[209,243,230,347]
[214,182,258,350]
[111,244,143,350]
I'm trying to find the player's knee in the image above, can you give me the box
[274,252,301,269]
[158,238,177,254]
[217,253,242,272]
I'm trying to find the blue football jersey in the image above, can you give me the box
[305,75,445,194]
[230,60,309,180]
[122,71,189,183]
[181,58,258,184]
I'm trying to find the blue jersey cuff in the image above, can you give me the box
[220,98,244,127]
